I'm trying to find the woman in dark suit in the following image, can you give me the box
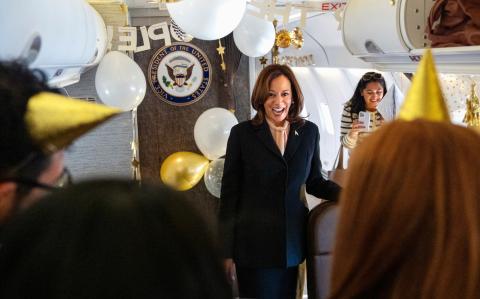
[219,64,340,299]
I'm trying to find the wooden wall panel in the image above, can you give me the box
[133,19,250,226]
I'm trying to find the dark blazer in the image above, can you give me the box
[219,119,340,268]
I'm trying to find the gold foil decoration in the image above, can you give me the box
[463,82,480,128]
[130,109,141,181]
[259,56,268,67]
[25,92,120,153]
[398,49,450,122]
[217,39,226,71]
[276,29,292,48]
[160,152,209,191]
[290,27,304,49]
[272,19,280,64]
[272,21,304,65]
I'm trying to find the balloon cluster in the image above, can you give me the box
[166,0,276,58]
[160,108,238,197]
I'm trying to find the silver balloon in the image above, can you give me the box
[204,158,225,198]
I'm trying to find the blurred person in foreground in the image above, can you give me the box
[0,180,232,299]
[0,61,118,226]
[329,120,480,299]
[329,50,480,299]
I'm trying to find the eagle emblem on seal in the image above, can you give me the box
[165,56,194,88]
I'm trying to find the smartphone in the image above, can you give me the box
[358,111,370,132]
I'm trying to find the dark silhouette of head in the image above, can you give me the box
[0,180,231,299]
[0,60,63,223]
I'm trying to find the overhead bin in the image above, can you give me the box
[0,0,107,87]
[342,0,480,74]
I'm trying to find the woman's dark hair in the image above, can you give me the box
[347,72,387,114]
[0,61,62,201]
[0,61,59,179]
[0,180,231,299]
[251,64,305,126]
[0,60,63,204]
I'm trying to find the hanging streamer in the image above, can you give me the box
[131,108,141,181]
[217,39,227,71]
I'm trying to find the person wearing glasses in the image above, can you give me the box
[0,61,117,226]
[340,72,387,149]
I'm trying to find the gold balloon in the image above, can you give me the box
[290,27,304,49]
[276,29,291,48]
[160,152,209,191]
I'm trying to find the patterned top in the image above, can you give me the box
[340,104,384,149]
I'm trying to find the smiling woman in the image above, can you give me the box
[219,64,340,299]
[340,71,387,149]
[264,75,293,128]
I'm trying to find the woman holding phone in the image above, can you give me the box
[340,72,387,149]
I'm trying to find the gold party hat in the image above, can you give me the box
[398,49,450,122]
[25,92,121,152]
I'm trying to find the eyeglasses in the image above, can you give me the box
[362,72,383,81]
[53,168,73,188]
[0,168,72,191]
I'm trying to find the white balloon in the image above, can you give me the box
[233,14,275,57]
[204,158,225,198]
[167,0,247,40]
[95,51,146,111]
[194,108,238,160]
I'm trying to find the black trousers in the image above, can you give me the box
[236,266,298,299]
